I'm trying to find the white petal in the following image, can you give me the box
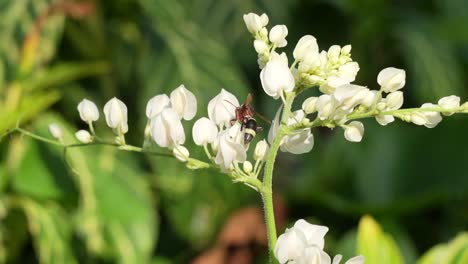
[377,67,406,93]
[75,130,92,143]
[192,117,218,146]
[173,145,189,162]
[48,123,62,139]
[344,121,364,142]
[254,139,269,161]
[344,256,365,264]
[275,228,308,264]
[302,97,318,114]
[338,62,359,82]
[269,25,288,47]
[103,97,128,134]
[77,99,99,122]
[281,130,314,154]
[260,59,295,99]
[207,89,239,127]
[151,114,169,147]
[146,94,170,119]
[385,91,404,110]
[170,84,197,120]
[294,35,319,61]
[375,115,395,126]
[332,255,343,264]
[293,219,329,249]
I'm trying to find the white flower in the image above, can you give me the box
[170,84,197,120]
[48,123,62,140]
[293,219,329,248]
[375,115,395,126]
[328,45,341,62]
[260,54,295,99]
[151,108,185,148]
[269,25,288,47]
[214,123,247,170]
[75,130,92,143]
[361,90,379,108]
[275,227,308,264]
[269,109,314,154]
[344,121,364,142]
[146,94,170,119]
[103,97,128,134]
[77,99,99,123]
[341,45,352,55]
[338,62,360,82]
[333,255,365,264]
[207,89,239,127]
[420,103,442,128]
[377,67,406,93]
[254,139,269,161]
[333,84,369,111]
[410,112,428,126]
[302,97,318,114]
[254,39,269,54]
[385,91,404,110]
[243,13,266,34]
[173,145,189,162]
[316,94,337,120]
[295,246,331,264]
[320,76,350,94]
[438,95,460,116]
[243,161,253,173]
[293,35,319,61]
[192,117,218,146]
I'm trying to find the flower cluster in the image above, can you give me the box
[243,12,468,149]
[275,219,364,264]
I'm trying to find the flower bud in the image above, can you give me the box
[243,13,263,34]
[341,44,352,55]
[151,108,185,148]
[410,112,428,126]
[75,130,92,143]
[385,91,404,110]
[316,94,337,120]
[269,25,288,48]
[338,62,359,82]
[243,161,253,174]
[207,89,239,127]
[344,121,364,142]
[438,95,460,116]
[260,13,269,26]
[254,39,269,54]
[327,45,341,62]
[48,123,62,140]
[260,55,295,99]
[421,103,442,128]
[293,35,319,61]
[254,139,269,161]
[77,99,99,123]
[375,115,395,126]
[377,67,406,93]
[302,97,318,114]
[170,84,197,120]
[361,90,379,108]
[192,117,218,146]
[146,94,170,119]
[173,145,189,162]
[103,97,128,134]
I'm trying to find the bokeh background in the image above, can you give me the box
[0,0,467,263]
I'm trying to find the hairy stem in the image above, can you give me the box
[261,93,295,263]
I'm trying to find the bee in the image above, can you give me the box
[232,94,270,144]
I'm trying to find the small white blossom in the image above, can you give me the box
[293,35,319,61]
[243,161,253,173]
[48,123,62,140]
[316,94,337,120]
[295,246,331,264]
[151,108,185,148]
[254,139,269,161]
[385,91,404,110]
[344,121,364,142]
[146,94,170,119]
[75,130,92,143]
[333,255,365,264]
[192,117,218,146]
[103,97,128,134]
[275,227,307,264]
[243,13,265,34]
[420,103,442,128]
[302,97,318,114]
[410,112,428,126]
[328,45,341,62]
[338,62,360,82]
[170,84,197,120]
[260,53,295,99]
[375,115,395,126]
[341,45,352,55]
[173,145,189,162]
[214,123,247,170]
[77,99,99,123]
[254,39,269,54]
[333,84,369,111]
[207,89,239,127]
[377,67,406,93]
[269,25,288,47]
[361,90,379,108]
[438,95,460,116]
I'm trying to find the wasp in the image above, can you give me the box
[231,94,270,144]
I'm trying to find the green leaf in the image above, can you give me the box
[418,233,468,264]
[19,197,77,264]
[357,215,405,264]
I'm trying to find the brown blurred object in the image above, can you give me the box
[193,196,287,264]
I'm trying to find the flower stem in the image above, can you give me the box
[261,93,295,263]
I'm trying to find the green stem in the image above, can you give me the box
[261,93,295,263]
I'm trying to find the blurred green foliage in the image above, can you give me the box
[0,0,467,263]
